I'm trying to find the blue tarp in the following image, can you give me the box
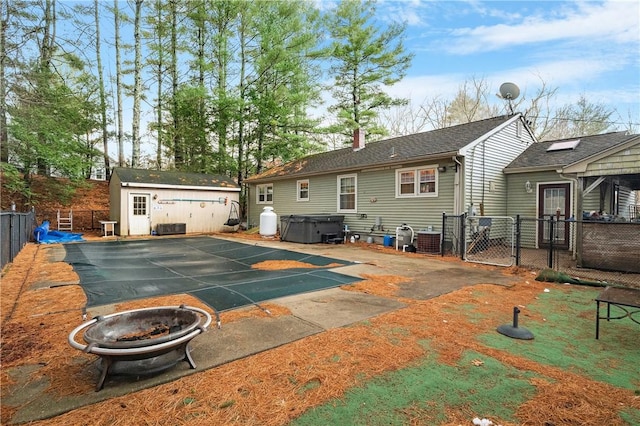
[34,221,85,244]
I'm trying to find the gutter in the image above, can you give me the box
[121,182,241,191]
[245,151,460,184]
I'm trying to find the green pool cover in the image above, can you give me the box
[63,237,360,311]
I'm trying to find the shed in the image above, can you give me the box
[109,168,240,236]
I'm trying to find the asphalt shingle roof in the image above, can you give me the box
[505,131,635,170]
[246,115,516,182]
[112,168,239,189]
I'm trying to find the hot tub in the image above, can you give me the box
[280,214,345,244]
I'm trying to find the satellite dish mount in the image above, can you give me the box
[498,82,520,114]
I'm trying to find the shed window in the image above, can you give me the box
[396,166,438,197]
[337,174,357,212]
[256,184,273,204]
[133,195,147,215]
[297,180,309,201]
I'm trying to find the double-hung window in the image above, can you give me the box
[297,180,309,201]
[337,174,357,212]
[396,166,438,197]
[256,183,273,204]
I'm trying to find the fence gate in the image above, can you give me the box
[464,216,515,267]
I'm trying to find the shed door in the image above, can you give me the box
[128,193,150,235]
[538,183,570,249]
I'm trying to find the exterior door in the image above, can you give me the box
[538,183,570,249]
[128,193,151,235]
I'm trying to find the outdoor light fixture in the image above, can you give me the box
[525,181,533,193]
[438,166,447,173]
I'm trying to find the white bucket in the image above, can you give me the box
[259,207,277,236]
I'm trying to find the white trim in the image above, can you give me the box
[121,182,241,192]
[395,165,439,198]
[296,179,309,202]
[256,183,274,205]
[337,174,357,213]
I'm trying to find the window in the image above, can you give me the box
[297,180,309,201]
[396,166,438,197]
[256,184,273,204]
[337,174,357,212]
[132,195,147,215]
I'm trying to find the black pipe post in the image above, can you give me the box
[515,214,521,266]
[441,212,446,256]
[548,215,554,268]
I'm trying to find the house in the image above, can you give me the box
[244,114,536,242]
[504,131,640,271]
[109,168,240,236]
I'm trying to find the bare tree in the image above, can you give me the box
[113,0,125,167]
[94,0,110,178]
[376,100,431,137]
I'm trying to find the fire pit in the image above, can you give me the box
[68,305,212,391]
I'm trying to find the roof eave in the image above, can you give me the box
[503,165,561,174]
[120,182,241,191]
[244,151,460,184]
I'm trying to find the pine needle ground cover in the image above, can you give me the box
[291,285,640,426]
[2,242,639,426]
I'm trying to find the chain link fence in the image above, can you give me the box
[442,214,640,287]
[465,216,515,267]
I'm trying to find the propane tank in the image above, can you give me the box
[259,207,277,237]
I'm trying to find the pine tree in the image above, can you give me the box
[326,0,413,143]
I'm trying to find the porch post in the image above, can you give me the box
[575,177,584,267]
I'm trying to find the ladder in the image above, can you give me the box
[57,210,73,231]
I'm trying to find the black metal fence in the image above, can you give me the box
[36,209,110,231]
[1,210,36,270]
[441,213,640,286]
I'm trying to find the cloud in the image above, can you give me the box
[443,1,639,54]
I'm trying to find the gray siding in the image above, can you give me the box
[463,120,534,216]
[506,171,573,218]
[584,143,640,176]
[248,159,456,236]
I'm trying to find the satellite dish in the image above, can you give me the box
[499,82,520,100]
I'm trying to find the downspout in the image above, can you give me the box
[245,183,251,228]
[453,156,463,215]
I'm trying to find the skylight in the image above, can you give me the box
[547,139,580,152]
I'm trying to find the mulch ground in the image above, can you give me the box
[1,233,639,425]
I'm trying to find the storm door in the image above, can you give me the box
[538,183,570,249]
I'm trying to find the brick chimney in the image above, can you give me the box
[353,128,365,151]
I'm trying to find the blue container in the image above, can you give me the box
[383,235,395,247]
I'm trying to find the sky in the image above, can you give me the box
[50,0,640,161]
[369,0,640,128]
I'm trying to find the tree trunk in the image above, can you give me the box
[154,0,163,169]
[0,0,8,163]
[94,0,110,179]
[131,0,143,168]
[170,0,181,168]
[114,0,125,167]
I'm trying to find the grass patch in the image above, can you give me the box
[291,348,538,425]
[478,285,640,390]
